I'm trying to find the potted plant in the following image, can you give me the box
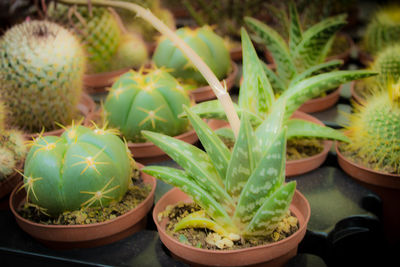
[245,2,349,113]
[100,66,199,163]
[336,79,400,245]
[189,28,375,176]
[152,25,238,102]
[47,2,149,94]
[0,20,95,139]
[358,4,400,67]
[9,124,156,249]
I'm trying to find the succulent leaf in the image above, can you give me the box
[287,119,350,142]
[289,59,343,86]
[288,1,303,54]
[261,61,286,94]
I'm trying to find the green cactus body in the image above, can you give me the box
[372,45,400,86]
[343,84,400,174]
[48,3,121,73]
[104,67,191,142]
[22,125,133,215]
[0,20,85,133]
[153,26,231,85]
[363,5,400,55]
[110,33,149,70]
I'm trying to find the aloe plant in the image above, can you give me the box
[189,28,377,147]
[245,2,348,93]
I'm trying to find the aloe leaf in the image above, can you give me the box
[245,16,296,83]
[281,70,378,119]
[292,14,347,71]
[261,61,286,94]
[234,128,287,229]
[215,127,235,147]
[244,181,296,236]
[183,106,231,179]
[289,59,343,86]
[239,28,274,116]
[142,166,235,230]
[142,131,235,212]
[288,0,302,54]
[225,113,260,202]
[287,119,350,142]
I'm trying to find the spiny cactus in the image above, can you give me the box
[104,66,192,142]
[20,124,133,215]
[371,45,400,87]
[110,33,149,70]
[153,26,231,85]
[341,82,400,174]
[0,20,85,133]
[362,5,400,56]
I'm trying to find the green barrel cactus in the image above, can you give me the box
[152,26,231,85]
[104,67,192,142]
[371,45,400,87]
[20,125,133,215]
[362,5,400,56]
[341,82,400,174]
[0,20,85,133]
[110,33,149,70]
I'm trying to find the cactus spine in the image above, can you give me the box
[371,45,400,87]
[0,20,85,133]
[22,125,133,215]
[104,67,192,142]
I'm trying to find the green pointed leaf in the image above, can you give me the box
[244,181,296,236]
[226,113,260,202]
[142,166,235,230]
[292,14,347,71]
[281,70,378,119]
[287,119,350,142]
[142,130,234,212]
[289,59,343,86]
[245,16,296,83]
[234,128,287,229]
[288,1,302,54]
[239,28,274,116]
[215,127,235,148]
[183,106,231,180]
[261,61,286,94]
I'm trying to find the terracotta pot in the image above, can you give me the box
[336,143,400,244]
[190,61,239,102]
[153,187,310,267]
[286,111,332,177]
[23,92,97,140]
[9,163,156,249]
[0,162,23,210]
[297,85,342,113]
[230,44,242,62]
[83,67,131,94]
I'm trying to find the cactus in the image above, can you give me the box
[152,26,231,85]
[110,33,149,70]
[341,81,400,174]
[362,5,400,56]
[20,124,133,215]
[0,20,85,133]
[371,45,400,87]
[104,66,192,142]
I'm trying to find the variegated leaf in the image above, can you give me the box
[183,106,231,180]
[292,14,347,71]
[215,127,235,147]
[142,131,235,213]
[245,16,296,84]
[288,0,302,54]
[289,59,343,87]
[141,166,235,230]
[287,119,350,142]
[244,181,296,236]
[281,70,378,119]
[226,113,260,202]
[234,128,287,229]
[261,61,286,94]
[239,28,274,117]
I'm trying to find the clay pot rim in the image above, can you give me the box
[127,128,196,149]
[335,141,400,179]
[84,67,132,88]
[9,163,156,229]
[153,187,311,255]
[192,61,238,93]
[302,85,341,106]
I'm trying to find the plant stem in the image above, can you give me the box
[58,0,240,137]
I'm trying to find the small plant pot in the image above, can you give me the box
[83,68,131,94]
[229,43,242,62]
[336,143,400,244]
[9,163,156,249]
[0,162,23,210]
[286,111,333,177]
[190,61,239,102]
[24,92,97,140]
[349,80,366,105]
[297,85,342,113]
[153,187,310,267]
